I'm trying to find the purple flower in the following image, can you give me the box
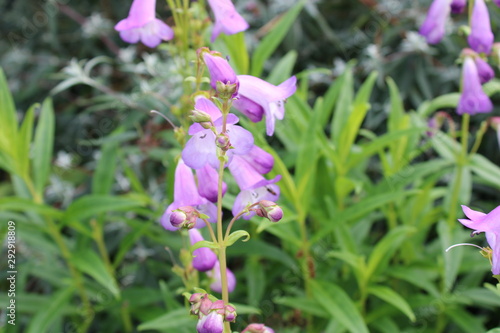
[202,51,239,96]
[197,310,224,333]
[115,0,174,48]
[182,97,253,169]
[242,323,275,333]
[228,156,280,219]
[196,164,226,203]
[450,0,466,13]
[233,75,297,136]
[419,0,451,44]
[207,0,249,42]
[468,0,494,54]
[160,160,217,231]
[474,57,495,83]
[494,0,500,7]
[458,205,500,275]
[457,57,493,115]
[240,145,274,175]
[208,261,236,293]
[189,229,217,272]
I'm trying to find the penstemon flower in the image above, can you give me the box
[457,57,493,115]
[242,323,275,333]
[468,0,494,54]
[419,0,451,45]
[233,75,297,136]
[207,0,249,42]
[474,57,495,84]
[208,261,236,293]
[450,0,466,14]
[189,229,217,272]
[160,159,217,231]
[202,50,239,97]
[115,0,174,48]
[457,205,500,275]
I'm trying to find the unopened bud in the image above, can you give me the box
[224,304,237,322]
[170,210,187,228]
[216,81,238,100]
[216,133,231,151]
[256,200,283,222]
[171,206,199,229]
[189,293,207,316]
[190,109,213,124]
[242,323,275,333]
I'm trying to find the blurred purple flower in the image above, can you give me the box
[160,160,217,231]
[457,57,493,115]
[197,310,224,333]
[419,0,451,44]
[208,261,236,293]
[242,323,275,333]
[240,145,274,175]
[450,0,466,13]
[468,0,494,54]
[202,51,239,95]
[189,229,217,272]
[196,164,226,203]
[458,205,500,275]
[207,0,249,42]
[115,0,174,48]
[233,75,297,136]
[494,0,500,7]
[474,57,495,83]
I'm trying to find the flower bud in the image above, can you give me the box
[241,323,275,333]
[215,81,238,100]
[224,304,237,322]
[170,210,187,228]
[189,293,208,316]
[171,206,199,229]
[190,109,213,124]
[256,200,283,222]
[216,133,231,151]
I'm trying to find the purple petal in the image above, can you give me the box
[225,124,254,156]
[474,57,495,84]
[458,205,500,233]
[203,52,239,92]
[232,176,281,219]
[457,57,493,115]
[232,95,264,122]
[419,0,451,44]
[196,164,226,202]
[207,0,249,42]
[228,155,265,190]
[182,130,219,169]
[209,261,236,293]
[197,312,224,333]
[450,0,466,14]
[468,0,494,54]
[189,229,217,272]
[461,205,487,221]
[119,28,141,43]
[241,145,274,174]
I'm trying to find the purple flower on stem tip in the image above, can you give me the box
[419,0,451,44]
[457,57,493,115]
[207,0,249,42]
[233,75,297,136]
[182,97,253,169]
[468,0,494,54]
[450,0,466,13]
[115,0,174,48]
[242,323,275,333]
[161,160,217,231]
[474,57,495,83]
[202,51,239,96]
[208,261,236,293]
[458,205,500,275]
[189,229,217,272]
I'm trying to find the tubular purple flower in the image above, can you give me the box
[196,164,227,203]
[450,0,466,14]
[207,0,249,42]
[457,57,493,115]
[114,0,174,48]
[208,261,236,293]
[493,0,500,7]
[242,323,275,333]
[240,145,274,175]
[468,0,494,54]
[189,229,217,272]
[419,0,451,44]
[233,75,297,136]
[196,311,224,333]
[458,205,500,275]
[474,57,495,83]
[202,51,239,96]
[160,160,217,231]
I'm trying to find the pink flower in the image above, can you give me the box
[115,0,174,48]
[419,0,451,44]
[233,75,297,136]
[207,0,249,42]
[189,229,217,272]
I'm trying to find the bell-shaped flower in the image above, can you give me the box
[208,261,236,293]
[242,323,275,333]
[474,57,495,83]
[114,0,174,48]
[457,57,493,115]
[196,310,224,333]
[207,0,249,42]
[468,0,494,54]
[240,145,274,175]
[196,164,227,203]
[419,0,451,44]
[161,160,217,231]
[189,229,217,272]
[450,0,466,13]
[458,205,500,275]
[233,75,297,136]
[202,51,239,96]
[182,97,253,169]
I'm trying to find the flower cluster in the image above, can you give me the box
[419,0,497,115]
[115,0,249,47]
[189,293,237,333]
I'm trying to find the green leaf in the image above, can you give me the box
[25,287,75,333]
[191,240,219,251]
[92,128,123,195]
[217,32,249,74]
[470,153,500,189]
[365,226,415,281]
[331,66,353,146]
[0,197,63,218]
[274,296,329,318]
[72,249,120,299]
[311,280,369,333]
[250,0,306,77]
[225,230,250,246]
[63,194,146,222]
[445,307,486,332]
[0,67,18,156]
[17,104,37,179]
[138,308,195,331]
[266,50,298,85]
[368,285,416,322]
[33,98,55,195]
